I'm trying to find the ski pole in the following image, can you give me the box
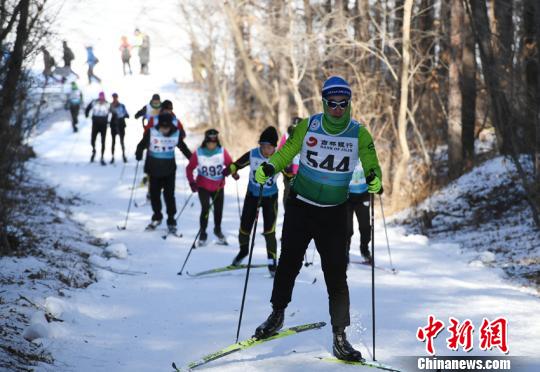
[177,189,221,275]
[378,195,396,273]
[365,170,377,361]
[235,180,242,220]
[117,161,139,230]
[175,193,194,220]
[370,192,376,361]
[235,184,264,343]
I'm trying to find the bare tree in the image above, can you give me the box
[462,1,476,169]
[447,0,463,179]
[391,0,413,210]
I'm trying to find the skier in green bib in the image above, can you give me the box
[252,76,382,362]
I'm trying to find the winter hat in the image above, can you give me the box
[158,113,174,128]
[204,128,219,142]
[98,91,105,100]
[161,100,173,111]
[151,93,160,101]
[112,93,118,98]
[321,76,352,99]
[259,126,278,147]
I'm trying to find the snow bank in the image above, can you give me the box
[104,243,128,259]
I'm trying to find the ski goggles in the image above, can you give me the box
[323,98,350,109]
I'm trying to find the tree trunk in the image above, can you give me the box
[0,0,29,255]
[535,1,540,183]
[491,0,514,153]
[468,0,540,227]
[223,1,275,123]
[448,0,464,179]
[524,0,539,178]
[462,1,476,169]
[391,0,413,211]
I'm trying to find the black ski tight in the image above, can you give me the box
[91,122,107,156]
[197,188,224,234]
[149,173,176,223]
[346,192,371,252]
[271,196,350,328]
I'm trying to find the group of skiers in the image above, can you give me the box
[43,28,152,85]
[129,76,383,363]
[81,90,129,165]
[68,74,380,362]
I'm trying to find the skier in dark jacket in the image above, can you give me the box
[62,41,75,67]
[85,91,109,165]
[134,93,161,127]
[251,76,383,362]
[109,93,129,163]
[135,113,192,233]
[223,127,280,276]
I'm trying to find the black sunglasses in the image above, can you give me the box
[323,98,350,109]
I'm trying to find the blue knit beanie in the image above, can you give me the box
[321,76,352,99]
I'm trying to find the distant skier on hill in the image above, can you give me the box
[65,81,83,132]
[85,46,101,84]
[186,129,234,246]
[119,36,132,76]
[62,41,75,67]
[223,126,280,276]
[85,91,109,165]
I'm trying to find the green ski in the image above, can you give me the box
[172,321,326,371]
[317,356,402,372]
[186,264,267,277]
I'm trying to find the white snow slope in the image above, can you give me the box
[17,1,540,371]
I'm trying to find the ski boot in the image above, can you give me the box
[332,328,364,362]
[110,157,115,164]
[254,308,284,339]
[167,218,177,233]
[360,244,372,264]
[145,219,162,231]
[90,150,96,163]
[123,154,127,163]
[198,231,208,247]
[214,229,228,245]
[100,157,106,166]
[268,258,277,277]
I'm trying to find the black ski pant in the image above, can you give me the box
[87,65,101,84]
[149,173,176,224]
[110,122,126,157]
[346,192,371,256]
[235,192,278,264]
[91,121,107,157]
[271,196,350,329]
[122,59,132,75]
[69,104,80,130]
[198,187,224,236]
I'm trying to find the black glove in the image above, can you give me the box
[261,162,275,177]
[135,151,143,161]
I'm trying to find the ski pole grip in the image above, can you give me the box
[365,169,376,184]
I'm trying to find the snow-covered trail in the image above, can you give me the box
[24,1,540,371]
